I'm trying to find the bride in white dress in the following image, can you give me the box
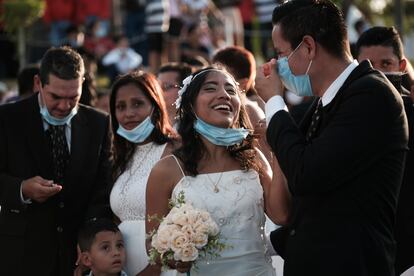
[146,68,291,275]
[109,71,179,276]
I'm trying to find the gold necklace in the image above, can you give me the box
[206,171,224,193]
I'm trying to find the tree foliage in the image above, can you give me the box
[331,0,414,35]
[1,0,44,33]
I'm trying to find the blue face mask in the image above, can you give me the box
[117,115,155,143]
[95,24,107,38]
[194,117,249,146]
[277,41,313,97]
[39,96,78,126]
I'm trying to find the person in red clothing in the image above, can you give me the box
[43,0,76,46]
[239,0,255,53]
[75,0,112,38]
[83,20,115,60]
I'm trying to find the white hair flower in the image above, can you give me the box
[175,75,193,109]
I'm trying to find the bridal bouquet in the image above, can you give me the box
[148,192,226,271]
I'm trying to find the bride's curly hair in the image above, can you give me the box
[174,67,259,176]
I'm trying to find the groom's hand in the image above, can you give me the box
[256,59,284,102]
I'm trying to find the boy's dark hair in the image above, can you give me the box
[355,26,403,60]
[272,0,349,59]
[158,62,193,85]
[39,46,85,86]
[78,219,120,252]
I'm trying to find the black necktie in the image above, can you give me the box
[48,125,69,183]
[306,98,323,141]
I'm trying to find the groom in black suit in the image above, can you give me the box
[0,46,112,275]
[256,1,408,276]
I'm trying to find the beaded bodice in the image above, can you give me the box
[110,142,167,221]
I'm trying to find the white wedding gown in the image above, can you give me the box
[110,142,178,276]
[171,163,276,276]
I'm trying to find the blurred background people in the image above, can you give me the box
[102,35,143,84]
[157,62,193,125]
[145,0,170,73]
[95,89,111,114]
[16,64,40,101]
[356,26,414,276]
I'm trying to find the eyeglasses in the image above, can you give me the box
[162,83,180,91]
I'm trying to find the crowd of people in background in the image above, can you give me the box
[1,0,414,275]
[0,0,281,96]
[1,0,413,105]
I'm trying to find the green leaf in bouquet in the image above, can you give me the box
[147,214,163,223]
[169,190,186,209]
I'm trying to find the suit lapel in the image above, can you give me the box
[327,60,374,110]
[26,94,54,179]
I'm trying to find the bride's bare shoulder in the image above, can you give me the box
[150,154,185,188]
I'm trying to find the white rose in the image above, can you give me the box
[170,230,189,252]
[187,210,200,225]
[158,223,180,235]
[179,203,195,213]
[174,243,199,262]
[207,220,220,236]
[151,233,170,254]
[199,211,211,222]
[164,207,179,222]
[193,221,209,235]
[192,232,208,249]
[152,223,181,252]
[181,224,195,238]
[171,212,189,226]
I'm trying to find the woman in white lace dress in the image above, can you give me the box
[109,71,179,276]
[146,68,291,275]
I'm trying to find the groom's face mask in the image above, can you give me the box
[276,40,314,97]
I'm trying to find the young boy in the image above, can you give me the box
[78,218,127,276]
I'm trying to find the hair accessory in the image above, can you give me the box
[175,75,193,109]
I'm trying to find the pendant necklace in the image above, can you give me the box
[206,171,224,193]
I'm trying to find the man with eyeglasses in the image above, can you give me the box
[158,62,193,125]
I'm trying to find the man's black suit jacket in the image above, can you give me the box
[0,94,113,276]
[395,89,414,274]
[268,61,408,276]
